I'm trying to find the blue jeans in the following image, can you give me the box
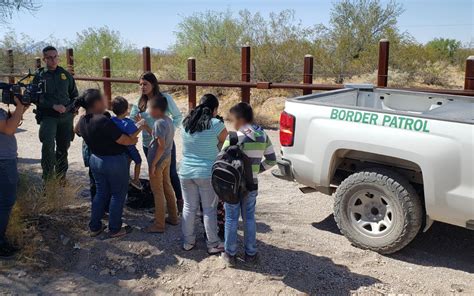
[181,178,220,248]
[127,145,142,164]
[144,142,182,200]
[224,191,258,256]
[0,159,18,244]
[89,153,129,234]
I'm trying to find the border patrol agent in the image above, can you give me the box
[34,46,78,180]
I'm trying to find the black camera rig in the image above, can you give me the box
[0,71,45,106]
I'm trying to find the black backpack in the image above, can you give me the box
[211,132,251,204]
[126,179,155,210]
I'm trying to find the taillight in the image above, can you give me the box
[280,111,295,147]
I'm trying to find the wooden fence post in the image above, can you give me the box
[303,54,314,95]
[464,56,474,91]
[35,57,41,70]
[377,39,389,87]
[187,57,197,110]
[241,46,251,103]
[143,46,151,72]
[7,49,14,83]
[102,56,111,107]
[66,48,74,75]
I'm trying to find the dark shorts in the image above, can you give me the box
[128,146,142,164]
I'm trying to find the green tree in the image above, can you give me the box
[69,27,140,93]
[70,26,139,77]
[325,0,404,82]
[173,10,243,81]
[240,9,321,82]
[426,38,461,62]
[173,9,322,83]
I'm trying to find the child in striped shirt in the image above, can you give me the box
[221,102,276,266]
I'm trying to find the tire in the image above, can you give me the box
[334,168,423,254]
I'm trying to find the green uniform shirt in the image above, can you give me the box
[34,66,78,113]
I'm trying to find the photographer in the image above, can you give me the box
[0,98,27,258]
[34,46,78,181]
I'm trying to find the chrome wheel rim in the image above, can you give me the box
[347,188,394,237]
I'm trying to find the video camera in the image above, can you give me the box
[0,71,45,106]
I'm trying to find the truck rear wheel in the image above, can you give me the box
[334,168,423,254]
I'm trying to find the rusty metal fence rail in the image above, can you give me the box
[2,40,474,110]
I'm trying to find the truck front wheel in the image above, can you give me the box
[334,168,423,254]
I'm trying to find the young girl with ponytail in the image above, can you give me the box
[180,94,228,254]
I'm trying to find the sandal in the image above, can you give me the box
[90,225,106,237]
[144,225,164,233]
[165,217,179,226]
[130,179,144,191]
[109,226,132,238]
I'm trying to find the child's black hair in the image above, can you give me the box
[111,96,129,116]
[229,102,253,123]
[151,96,168,113]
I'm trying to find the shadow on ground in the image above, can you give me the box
[233,239,379,294]
[312,213,474,273]
[2,203,379,294]
[17,157,41,165]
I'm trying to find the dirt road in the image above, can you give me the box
[0,105,473,295]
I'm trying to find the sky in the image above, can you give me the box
[1,0,473,49]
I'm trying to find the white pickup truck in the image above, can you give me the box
[273,85,473,254]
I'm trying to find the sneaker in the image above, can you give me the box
[144,224,165,233]
[182,243,195,251]
[165,217,179,226]
[221,252,236,267]
[0,242,19,259]
[109,225,132,238]
[244,253,259,265]
[130,179,143,190]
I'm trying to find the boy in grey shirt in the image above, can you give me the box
[145,97,179,233]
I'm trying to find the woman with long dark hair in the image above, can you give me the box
[77,89,139,238]
[130,72,183,212]
[180,94,228,254]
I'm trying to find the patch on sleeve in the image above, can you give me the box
[60,73,67,80]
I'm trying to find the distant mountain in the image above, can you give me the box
[150,48,172,55]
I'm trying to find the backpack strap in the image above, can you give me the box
[229,131,239,146]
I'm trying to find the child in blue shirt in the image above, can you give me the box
[111,96,145,190]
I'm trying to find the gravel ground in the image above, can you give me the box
[0,105,473,295]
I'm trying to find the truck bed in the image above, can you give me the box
[290,86,474,124]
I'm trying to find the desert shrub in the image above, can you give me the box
[386,69,412,87]
[239,10,320,82]
[173,10,242,82]
[0,30,58,77]
[2,1,471,98]
[6,174,78,256]
[418,61,452,87]
[68,26,141,94]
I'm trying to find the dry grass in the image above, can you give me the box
[6,174,79,259]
